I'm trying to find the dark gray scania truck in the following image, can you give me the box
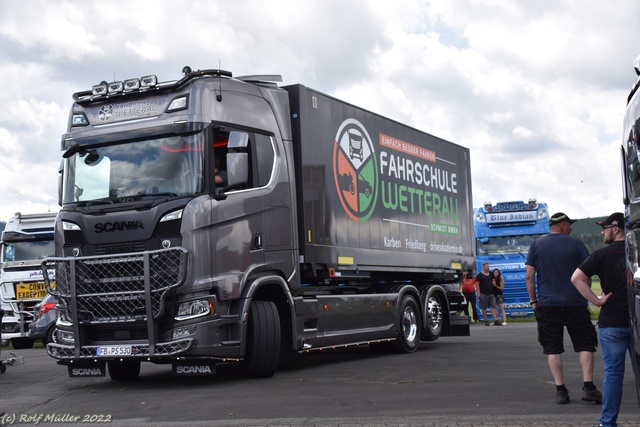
[43,67,474,380]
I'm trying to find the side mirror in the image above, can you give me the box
[225,131,249,189]
[58,159,64,207]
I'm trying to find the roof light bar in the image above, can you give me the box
[141,75,158,88]
[124,78,140,91]
[108,81,124,94]
[92,83,108,96]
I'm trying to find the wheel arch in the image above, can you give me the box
[239,273,296,355]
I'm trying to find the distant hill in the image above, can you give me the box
[572,216,608,254]
[0,218,610,253]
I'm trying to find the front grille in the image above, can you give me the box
[63,218,181,256]
[95,241,148,255]
[43,248,188,322]
[86,326,149,341]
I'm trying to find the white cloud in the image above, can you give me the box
[0,0,638,222]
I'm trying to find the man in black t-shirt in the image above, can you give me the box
[475,262,499,326]
[572,212,631,427]
[526,212,598,405]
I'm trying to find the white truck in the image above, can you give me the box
[1,212,57,348]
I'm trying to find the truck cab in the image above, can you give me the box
[473,199,549,319]
[621,54,640,406]
[1,212,57,348]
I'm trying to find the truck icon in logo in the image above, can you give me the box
[98,104,114,123]
[333,118,378,223]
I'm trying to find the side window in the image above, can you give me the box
[216,127,274,191]
[627,120,640,200]
[255,134,275,187]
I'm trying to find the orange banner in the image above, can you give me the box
[379,134,436,162]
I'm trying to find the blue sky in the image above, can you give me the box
[0,0,638,220]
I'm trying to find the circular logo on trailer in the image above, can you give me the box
[333,119,378,222]
[98,104,114,123]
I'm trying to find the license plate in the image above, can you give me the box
[510,311,530,317]
[16,282,48,300]
[96,345,132,356]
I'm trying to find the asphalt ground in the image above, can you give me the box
[1,321,639,427]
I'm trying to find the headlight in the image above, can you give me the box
[175,298,213,321]
[538,207,548,219]
[57,330,74,343]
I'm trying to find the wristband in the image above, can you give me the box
[529,300,538,306]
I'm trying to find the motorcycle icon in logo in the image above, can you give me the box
[333,119,378,223]
[98,104,114,123]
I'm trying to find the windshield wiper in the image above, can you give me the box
[75,199,114,207]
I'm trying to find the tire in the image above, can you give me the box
[107,361,141,381]
[243,300,281,378]
[393,295,420,353]
[12,338,34,349]
[424,293,444,342]
[42,325,56,345]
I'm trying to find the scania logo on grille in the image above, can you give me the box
[94,220,144,233]
[98,104,114,123]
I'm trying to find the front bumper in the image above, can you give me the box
[47,338,194,360]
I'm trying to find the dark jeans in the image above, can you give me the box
[463,292,479,321]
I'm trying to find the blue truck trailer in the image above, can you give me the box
[473,199,549,319]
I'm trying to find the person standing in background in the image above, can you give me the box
[572,212,632,427]
[526,212,600,405]
[461,272,479,323]
[492,268,507,326]
[476,262,500,326]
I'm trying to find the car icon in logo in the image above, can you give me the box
[333,118,378,223]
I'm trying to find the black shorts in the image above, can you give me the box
[535,305,597,355]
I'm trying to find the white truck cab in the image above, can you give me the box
[1,212,56,348]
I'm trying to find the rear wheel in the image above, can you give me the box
[393,295,420,353]
[243,300,281,378]
[424,293,444,341]
[107,361,141,381]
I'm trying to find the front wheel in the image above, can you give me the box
[243,300,281,378]
[393,295,420,353]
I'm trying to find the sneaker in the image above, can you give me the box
[556,389,570,404]
[484,321,491,326]
[582,387,602,403]
[502,322,508,326]
[494,320,501,326]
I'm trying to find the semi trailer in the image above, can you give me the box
[43,67,474,380]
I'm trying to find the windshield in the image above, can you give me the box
[2,240,55,262]
[62,132,205,206]
[476,234,546,256]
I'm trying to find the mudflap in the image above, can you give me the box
[172,361,216,376]
[447,314,470,336]
[67,363,106,377]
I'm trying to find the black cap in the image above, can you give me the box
[549,212,577,226]
[596,212,624,228]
